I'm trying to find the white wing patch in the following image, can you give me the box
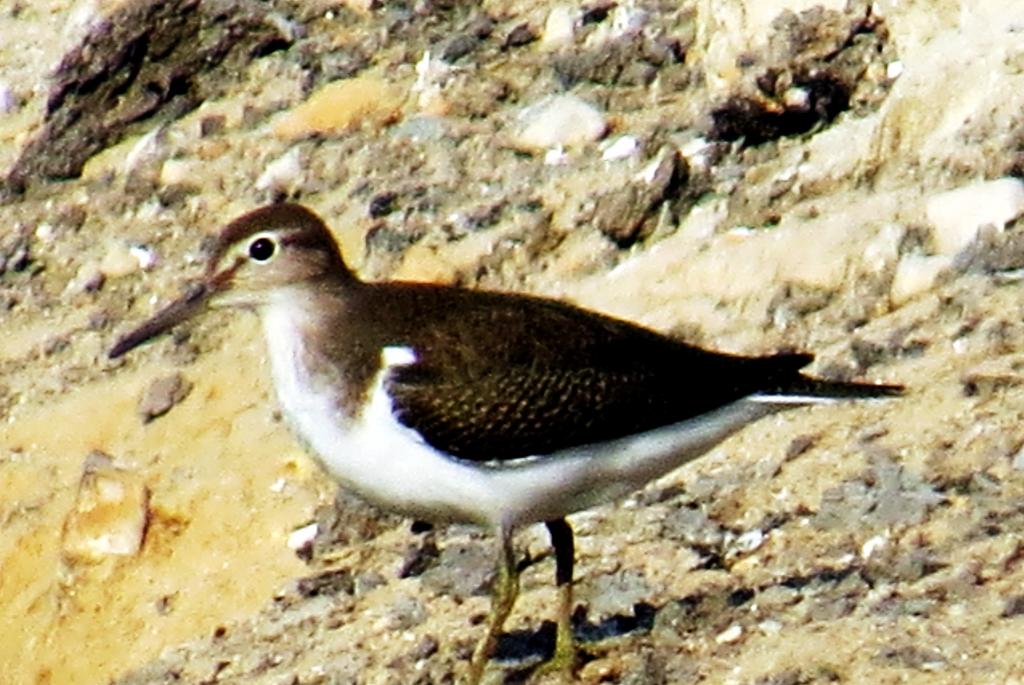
[748,393,838,405]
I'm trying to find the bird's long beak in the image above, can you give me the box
[108,281,213,359]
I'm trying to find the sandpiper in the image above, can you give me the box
[110,203,901,683]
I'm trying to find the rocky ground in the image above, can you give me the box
[4,0,1024,683]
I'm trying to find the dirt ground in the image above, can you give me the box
[4,1,1024,684]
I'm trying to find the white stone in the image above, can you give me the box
[159,158,196,187]
[255,147,303,193]
[544,145,569,166]
[861,534,888,559]
[926,177,1024,256]
[540,5,577,50]
[610,2,649,37]
[34,223,55,243]
[715,624,743,644]
[128,244,158,271]
[890,254,951,305]
[783,86,810,109]
[601,135,640,161]
[287,523,319,549]
[680,136,714,169]
[637,155,666,184]
[513,95,607,151]
[732,528,765,553]
[586,1,648,46]
[412,50,451,111]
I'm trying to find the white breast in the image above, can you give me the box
[258,301,797,530]
[261,301,501,525]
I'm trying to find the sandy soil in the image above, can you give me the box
[4,1,1024,684]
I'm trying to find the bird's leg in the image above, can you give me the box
[468,526,519,685]
[536,517,578,678]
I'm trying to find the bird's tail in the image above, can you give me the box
[747,353,903,404]
[764,376,904,403]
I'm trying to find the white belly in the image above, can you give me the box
[260,304,789,530]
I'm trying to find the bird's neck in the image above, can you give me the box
[256,281,372,425]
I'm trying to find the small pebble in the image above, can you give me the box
[540,5,577,49]
[412,51,453,114]
[861,534,888,559]
[34,223,56,243]
[339,0,375,13]
[679,136,714,169]
[512,94,607,151]
[419,540,492,598]
[88,309,111,330]
[609,3,649,37]
[926,177,1024,256]
[392,114,448,142]
[601,135,640,161]
[1001,595,1024,618]
[504,23,537,49]
[783,86,810,110]
[544,146,569,166]
[890,254,951,305]
[67,262,105,293]
[583,568,653,617]
[295,569,355,598]
[397,533,439,579]
[62,451,150,561]
[255,148,304,194]
[439,34,478,63]
[585,2,648,45]
[412,635,439,660]
[122,127,166,179]
[730,528,765,554]
[129,244,158,271]
[199,114,226,137]
[138,373,193,423]
[714,624,743,644]
[287,523,319,550]
[387,596,427,631]
[100,243,142,278]
[159,158,200,188]
[273,76,402,140]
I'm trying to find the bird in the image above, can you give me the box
[109,202,902,683]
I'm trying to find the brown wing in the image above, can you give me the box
[363,284,813,462]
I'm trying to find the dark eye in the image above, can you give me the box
[248,237,276,262]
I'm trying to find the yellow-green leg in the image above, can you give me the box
[536,518,577,679]
[468,527,519,685]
